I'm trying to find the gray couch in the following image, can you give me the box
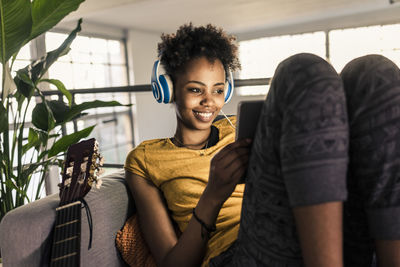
[0,170,134,267]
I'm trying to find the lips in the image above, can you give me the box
[193,110,214,122]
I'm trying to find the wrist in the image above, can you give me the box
[194,191,223,228]
[192,208,216,239]
[201,186,225,209]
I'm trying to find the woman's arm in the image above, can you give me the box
[126,171,212,267]
[293,202,343,267]
[125,138,251,267]
[375,240,400,267]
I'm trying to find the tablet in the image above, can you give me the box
[236,100,264,141]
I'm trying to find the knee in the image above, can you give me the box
[274,53,338,84]
[277,53,329,72]
[340,54,400,87]
[271,53,340,98]
[340,55,400,123]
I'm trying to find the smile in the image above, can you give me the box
[193,111,214,122]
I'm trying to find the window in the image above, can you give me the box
[238,31,326,95]
[46,32,133,165]
[238,23,400,96]
[46,33,128,89]
[329,24,400,72]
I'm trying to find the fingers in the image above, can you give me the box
[213,138,252,161]
[212,140,251,169]
[220,146,249,170]
[224,151,250,182]
[210,140,251,184]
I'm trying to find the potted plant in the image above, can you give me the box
[0,0,127,221]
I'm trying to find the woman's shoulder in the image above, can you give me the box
[136,138,168,147]
[125,138,170,175]
[130,138,171,155]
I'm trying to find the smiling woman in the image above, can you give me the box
[124,23,250,267]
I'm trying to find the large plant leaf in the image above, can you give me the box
[48,125,95,157]
[14,91,26,111]
[14,68,35,98]
[30,19,82,83]
[21,128,41,155]
[47,100,69,123]
[39,79,72,106]
[20,159,53,187]
[64,100,129,122]
[0,0,32,63]
[29,0,84,42]
[31,101,56,131]
[0,101,7,133]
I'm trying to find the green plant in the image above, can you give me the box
[0,0,126,221]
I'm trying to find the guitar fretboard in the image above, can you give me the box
[50,201,82,267]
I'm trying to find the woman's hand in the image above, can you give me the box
[203,138,252,206]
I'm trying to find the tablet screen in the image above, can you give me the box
[236,100,264,141]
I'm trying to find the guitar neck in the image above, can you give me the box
[50,201,82,267]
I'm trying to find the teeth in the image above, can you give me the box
[194,111,212,118]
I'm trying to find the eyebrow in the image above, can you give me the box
[186,80,225,86]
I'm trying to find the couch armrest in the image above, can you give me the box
[0,193,59,266]
[0,169,135,267]
[81,169,134,266]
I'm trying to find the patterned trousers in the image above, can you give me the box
[210,53,400,267]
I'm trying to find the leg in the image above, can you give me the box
[341,55,400,266]
[231,53,348,266]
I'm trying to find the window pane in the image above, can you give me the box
[238,31,325,95]
[48,62,74,89]
[16,42,31,60]
[108,40,125,64]
[329,24,400,72]
[72,63,93,88]
[42,32,133,165]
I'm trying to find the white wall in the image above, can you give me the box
[127,29,177,145]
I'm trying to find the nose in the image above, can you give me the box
[200,91,215,106]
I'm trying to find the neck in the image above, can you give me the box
[173,125,211,150]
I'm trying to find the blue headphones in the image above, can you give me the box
[151,60,234,104]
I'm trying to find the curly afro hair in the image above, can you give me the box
[157,23,241,81]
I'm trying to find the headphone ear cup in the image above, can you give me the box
[224,71,234,103]
[151,60,174,103]
[159,74,173,103]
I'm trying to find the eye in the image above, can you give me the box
[214,88,224,94]
[188,87,201,93]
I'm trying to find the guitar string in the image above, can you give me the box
[63,156,91,264]
[66,203,70,267]
[54,142,96,265]
[68,163,81,266]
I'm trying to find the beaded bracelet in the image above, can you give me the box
[192,208,216,239]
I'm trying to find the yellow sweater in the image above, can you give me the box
[124,117,243,266]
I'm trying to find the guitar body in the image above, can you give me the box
[50,138,103,267]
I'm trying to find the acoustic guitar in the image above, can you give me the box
[50,138,104,267]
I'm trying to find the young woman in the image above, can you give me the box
[125,24,251,267]
[126,23,400,267]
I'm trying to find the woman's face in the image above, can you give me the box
[174,57,226,131]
